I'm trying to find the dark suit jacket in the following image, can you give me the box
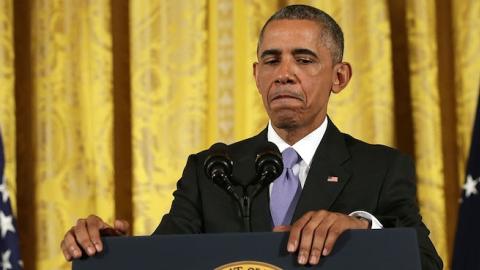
[154,120,442,270]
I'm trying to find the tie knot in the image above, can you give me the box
[282,147,299,169]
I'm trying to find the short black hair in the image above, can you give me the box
[258,4,344,64]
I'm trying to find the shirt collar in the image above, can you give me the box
[267,117,328,166]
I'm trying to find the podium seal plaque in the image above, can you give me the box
[215,260,282,270]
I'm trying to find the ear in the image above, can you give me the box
[253,62,260,90]
[331,62,352,94]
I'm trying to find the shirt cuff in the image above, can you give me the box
[349,211,383,229]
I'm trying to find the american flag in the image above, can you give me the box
[0,133,23,270]
[452,92,480,270]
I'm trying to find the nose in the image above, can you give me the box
[274,60,296,84]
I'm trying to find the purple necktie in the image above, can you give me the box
[270,147,301,226]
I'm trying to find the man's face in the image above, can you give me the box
[254,19,339,133]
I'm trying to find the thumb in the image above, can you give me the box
[113,219,130,236]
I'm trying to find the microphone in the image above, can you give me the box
[203,141,284,233]
[247,142,283,204]
[204,143,236,194]
[204,142,250,231]
[255,142,284,186]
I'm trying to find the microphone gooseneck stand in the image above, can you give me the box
[211,172,251,232]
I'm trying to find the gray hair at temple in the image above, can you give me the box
[257,4,344,64]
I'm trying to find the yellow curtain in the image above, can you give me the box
[12,1,116,269]
[129,0,274,234]
[129,0,211,233]
[406,0,448,261]
[0,1,479,269]
[0,0,16,212]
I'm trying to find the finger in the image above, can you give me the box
[74,218,97,256]
[113,219,130,235]
[86,215,106,252]
[322,217,356,256]
[308,215,337,265]
[60,240,72,261]
[272,225,291,232]
[100,219,130,236]
[297,212,329,265]
[288,211,314,253]
[62,227,83,259]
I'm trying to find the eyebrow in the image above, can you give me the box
[260,48,318,59]
[292,48,318,58]
[260,49,281,59]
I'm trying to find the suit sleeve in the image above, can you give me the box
[376,153,443,270]
[152,154,204,234]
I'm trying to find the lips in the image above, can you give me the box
[270,90,304,102]
[272,94,298,101]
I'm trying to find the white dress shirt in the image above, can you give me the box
[267,117,382,229]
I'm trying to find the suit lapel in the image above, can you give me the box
[292,119,352,221]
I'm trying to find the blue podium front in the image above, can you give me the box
[72,228,421,270]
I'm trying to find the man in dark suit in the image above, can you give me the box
[61,4,442,269]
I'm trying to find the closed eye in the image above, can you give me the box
[296,58,314,64]
[263,58,280,65]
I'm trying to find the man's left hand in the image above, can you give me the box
[285,210,369,265]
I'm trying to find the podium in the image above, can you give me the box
[72,228,421,269]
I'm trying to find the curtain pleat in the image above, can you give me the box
[406,0,448,264]
[129,0,208,235]
[29,1,115,269]
[0,0,16,212]
[207,0,274,144]
[0,1,478,269]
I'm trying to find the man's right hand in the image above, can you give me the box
[60,215,130,261]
